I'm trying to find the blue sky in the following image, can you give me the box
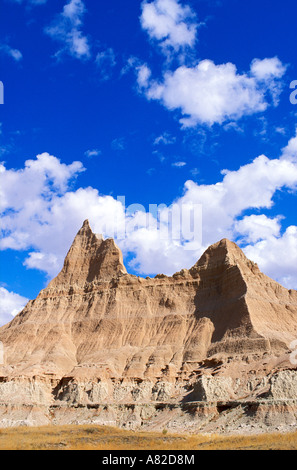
[0,0,297,325]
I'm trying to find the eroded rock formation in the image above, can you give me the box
[0,220,296,433]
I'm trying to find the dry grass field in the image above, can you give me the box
[0,425,296,450]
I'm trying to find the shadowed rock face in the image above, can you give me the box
[0,221,296,382]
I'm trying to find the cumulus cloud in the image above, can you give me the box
[0,152,85,259]
[281,129,297,162]
[234,215,282,244]
[0,154,125,277]
[250,57,286,81]
[244,227,297,290]
[179,153,297,245]
[45,0,91,60]
[140,0,198,55]
[1,133,297,289]
[121,226,198,275]
[137,58,287,127]
[0,287,29,327]
[0,152,84,215]
[137,1,287,127]
[124,131,297,284]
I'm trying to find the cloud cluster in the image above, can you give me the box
[137,0,287,127]
[0,153,84,269]
[137,57,287,127]
[45,0,91,60]
[140,0,198,55]
[10,0,117,69]
[1,133,297,294]
[244,226,297,289]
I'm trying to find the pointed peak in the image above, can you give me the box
[78,219,93,235]
[212,238,244,254]
[76,220,104,242]
[191,238,251,273]
[218,238,233,246]
[82,219,90,228]
[48,221,127,288]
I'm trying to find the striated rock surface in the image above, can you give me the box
[0,220,296,433]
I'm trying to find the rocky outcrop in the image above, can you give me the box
[49,219,127,288]
[269,371,297,400]
[193,376,234,402]
[0,220,296,433]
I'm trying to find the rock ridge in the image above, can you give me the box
[0,220,296,432]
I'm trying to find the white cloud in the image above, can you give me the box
[136,64,152,88]
[0,152,84,217]
[45,0,91,60]
[244,226,297,289]
[0,152,84,259]
[234,214,282,244]
[153,132,176,145]
[250,57,287,106]
[281,129,297,162]
[24,252,60,276]
[84,149,102,158]
[275,126,286,135]
[138,58,287,127]
[0,154,124,277]
[173,132,297,287]
[179,152,297,246]
[1,133,297,290]
[0,44,23,62]
[172,161,186,167]
[0,287,29,327]
[140,0,198,55]
[95,48,117,80]
[250,57,286,81]
[137,2,287,128]
[121,227,197,275]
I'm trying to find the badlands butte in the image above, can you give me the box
[0,220,297,434]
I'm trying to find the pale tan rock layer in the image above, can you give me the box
[0,219,296,383]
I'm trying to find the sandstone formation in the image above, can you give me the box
[0,220,296,433]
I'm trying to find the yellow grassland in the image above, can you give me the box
[0,425,296,450]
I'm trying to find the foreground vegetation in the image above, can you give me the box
[0,425,296,450]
